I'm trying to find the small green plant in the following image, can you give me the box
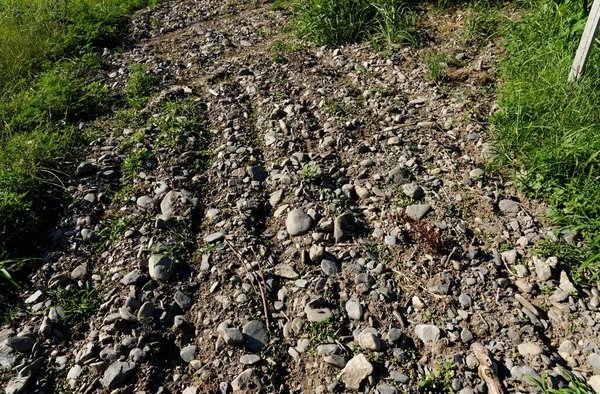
[121,148,155,178]
[56,284,100,324]
[529,369,594,394]
[306,320,337,346]
[97,214,139,248]
[270,41,297,64]
[371,0,418,48]
[299,166,324,184]
[418,360,456,392]
[125,64,159,109]
[424,51,458,82]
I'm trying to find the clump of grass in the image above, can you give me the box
[529,369,594,394]
[125,64,159,109]
[57,284,100,324]
[299,166,324,184]
[423,50,459,82]
[418,361,456,392]
[122,148,155,178]
[492,0,600,281]
[296,0,417,47]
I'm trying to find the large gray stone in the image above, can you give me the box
[148,254,173,282]
[231,368,261,393]
[340,353,373,390]
[100,361,135,388]
[5,336,35,353]
[414,325,441,346]
[405,204,431,220]
[286,209,313,236]
[242,321,269,352]
[333,212,356,243]
[499,199,520,215]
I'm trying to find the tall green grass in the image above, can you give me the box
[0,0,161,257]
[493,0,600,281]
[296,0,418,47]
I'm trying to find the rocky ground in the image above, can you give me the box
[2,0,600,393]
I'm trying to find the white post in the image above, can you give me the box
[569,0,600,82]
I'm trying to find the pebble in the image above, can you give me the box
[148,254,173,282]
[498,199,520,215]
[340,353,373,390]
[346,297,363,321]
[231,369,261,392]
[286,208,313,236]
[101,361,136,389]
[405,204,431,220]
[518,342,543,358]
[242,320,269,351]
[414,325,441,346]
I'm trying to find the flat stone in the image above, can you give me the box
[76,162,97,177]
[589,353,600,374]
[559,271,577,294]
[589,375,600,393]
[377,385,399,394]
[242,321,269,352]
[340,353,373,390]
[5,376,30,394]
[136,195,155,210]
[231,368,261,393]
[180,345,197,363]
[317,344,340,356]
[247,165,268,181]
[204,232,224,244]
[499,199,520,214]
[405,204,431,220]
[305,299,334,322]
[358,333,381,351]
[6,336,35,353]
[137,302,155,319]
[25,290,44,304]
[120,270,147,286]
[402,183,424,200]
[286,208,313,236]
[321,259,339,277]
[323,355,346,368]
[148,254,173,282]
[174,290,193,310]
[346,298,363,321]
[518,342,543,358]
[71,263,88,279]
[222,328,244,346]
[0,344,17,368]
[240,354,261,365]
[333,212,356,243]
[273,263,299,279]
[100,361,135,389]
[414,325,441,346]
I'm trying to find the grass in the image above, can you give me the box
[492,0,600,281]
[296,0,418,47]
[125,64,159,109]
[0,0,163,258]
[56,283,100,324]
[530,370,594,394]
[299,166,324,184]
[418,360,456,392]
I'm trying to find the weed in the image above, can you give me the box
[125,64,159,109]
[121,148,155,179]
[423,50,458,82]
[306,320,337,346]
[418,360,456,392]
[270,41,298,64]
[299,166,324,184]
[296,0,416,47]
[56,283,100,324]
[529,369,594,394]
[97,214,140,248]
[533,239,586,282]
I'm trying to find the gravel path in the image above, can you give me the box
[2,1,600,393]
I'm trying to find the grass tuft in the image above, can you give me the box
[492,0,600,281]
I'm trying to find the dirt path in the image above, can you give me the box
[2,1,600,393]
